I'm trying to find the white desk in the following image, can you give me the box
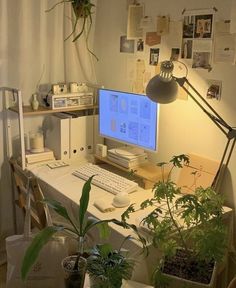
[28,157,156,284]
[27,157,233,287]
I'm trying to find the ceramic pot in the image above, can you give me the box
[161,261,217,288]
[62,255,87,288]
[31,93,39,111]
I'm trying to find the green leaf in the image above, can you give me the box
[79,175,94,234]
[43,199,70,221]
[140,198,155,209]
[121,204,135,222]
[99,243,113,257]
[170,154,189,168]
[21,226,63,281]
[43,199,80,234]
[97,222,111,239]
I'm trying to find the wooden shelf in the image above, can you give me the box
[9,105,98,116]
[94,155,169,189]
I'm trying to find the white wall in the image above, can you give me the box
[93,0,236,209]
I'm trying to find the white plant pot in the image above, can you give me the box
[162,262,218,288]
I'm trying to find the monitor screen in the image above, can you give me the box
[99,89,159,151]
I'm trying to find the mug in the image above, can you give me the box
[70,82,79,93]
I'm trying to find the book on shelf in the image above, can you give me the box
[25,148,55,164]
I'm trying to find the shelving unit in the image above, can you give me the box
[9,104,98,116]
[2,87,98,170]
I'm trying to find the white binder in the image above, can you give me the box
[70,115,94,159]
[45,114,103,160]
[45,114,70,160]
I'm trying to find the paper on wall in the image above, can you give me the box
[132,59,146,94]
[230,0,236,33]
[192,39,212,52]
[156,16,169,35]
[162,21,182,47]
[215,20,231,34]
[214,34,235,64]
[145,32,161,46]
[127,4,144,39]
[126,57,136,82]
[213,20,236,64]
[140,16,154,30]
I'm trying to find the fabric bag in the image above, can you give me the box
[6,177,68,288]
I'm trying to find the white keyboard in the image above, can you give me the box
[72,163,138,194]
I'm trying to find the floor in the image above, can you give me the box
[0,263,6,288]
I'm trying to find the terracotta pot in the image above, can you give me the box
[62,255,87,288]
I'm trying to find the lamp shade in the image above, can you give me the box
[146,61,178,104]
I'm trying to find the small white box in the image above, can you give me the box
[96,144,107,158]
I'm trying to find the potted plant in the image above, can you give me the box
[122,154,228,288]
[21,176,146,288]
[46,0,98,60]
[87,236,135,287]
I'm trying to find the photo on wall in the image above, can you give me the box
[181,10,214,63]
[206,79,222,100]
[194,14,213,38]
[183,15,194,38]
[192,52,211,69]
[137,39,144,52]
[120,35,135,53]
[181,39,193,59]
[149,48,160,65]
[170,48,180,61]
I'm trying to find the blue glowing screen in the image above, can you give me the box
[99,89,158,151]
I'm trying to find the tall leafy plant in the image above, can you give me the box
[21,175,146,281]
[122,155,227,286]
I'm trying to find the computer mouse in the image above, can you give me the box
[112,192,130,208]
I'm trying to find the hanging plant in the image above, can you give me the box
[46,0,98,60]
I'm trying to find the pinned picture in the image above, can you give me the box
[170,48,180,61]
[149,48,159,66]
[137,39,144,52]
[120,35,135,53]
[181,39,192,59]
[192,52,211,69]
[145,32,161,46]
[183,15,194,38]
[206,80,222,100]
[194,14,213,38]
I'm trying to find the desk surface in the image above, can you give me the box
[28,157,232,235]
[28,157,155,243]
[27,157,233,285]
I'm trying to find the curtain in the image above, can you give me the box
[0,0,97,261]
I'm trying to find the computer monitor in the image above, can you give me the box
[98,89,159,152]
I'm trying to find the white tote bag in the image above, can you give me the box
[6,178,68,288]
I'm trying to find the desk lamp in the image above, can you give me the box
[146,60,236,190]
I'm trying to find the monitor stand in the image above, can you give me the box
[94,152,169,190]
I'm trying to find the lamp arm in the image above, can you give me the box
[174,77,236,190]
[175,77,234,137]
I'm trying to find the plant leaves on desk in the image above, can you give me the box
[79,175,94,234]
